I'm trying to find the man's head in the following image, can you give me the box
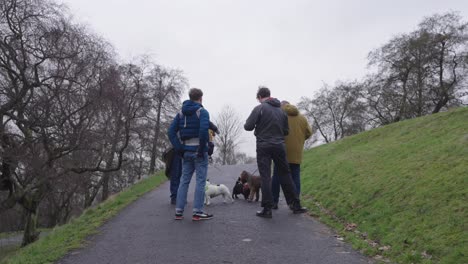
[281,100,290,106]
[256,86,270,100]
[189,88,203,102]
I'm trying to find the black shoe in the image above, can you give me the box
[272,203,278,210]
[291,201,308,214]
[256,208,272,218]
[171,198,176,205]
[293,206,308,214]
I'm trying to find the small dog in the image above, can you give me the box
[205,180,233,205]
[243,183,256,201]
[239,170,261,202]
[232,178,244,199]
[232,177,251,200]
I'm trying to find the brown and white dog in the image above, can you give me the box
[239,170,261,202]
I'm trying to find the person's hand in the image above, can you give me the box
[176,147,184,155]
[211,123,219,134]
[197,151,204,159]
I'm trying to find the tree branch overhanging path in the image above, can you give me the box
[0,0,187,246]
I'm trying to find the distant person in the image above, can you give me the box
[208,122,220,162]
[168,88,213,221]
[244,86,307,218]
[271,100,312,209]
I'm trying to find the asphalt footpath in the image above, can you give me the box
[58,164,374,264]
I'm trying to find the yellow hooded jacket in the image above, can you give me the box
[282,104,312,164]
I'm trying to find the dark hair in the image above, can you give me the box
[256,86,270,99]
[189,88,203,101]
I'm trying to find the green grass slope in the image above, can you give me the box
[301,107,467,264]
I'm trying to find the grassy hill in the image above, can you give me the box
[301,107,467,264]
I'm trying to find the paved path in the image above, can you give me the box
[58,164,373,264]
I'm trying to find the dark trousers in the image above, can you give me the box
[272,163,300,204]
[169,152,182,200]
[256,144,299,209]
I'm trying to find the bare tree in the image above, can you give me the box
[299,82,367,143]
[0,0,92,245]
[213,105,243,165]
[366,12,468,124]
[147,64,187,174]
[0,0,191,246]
[368,33,417,123]
[420,12,468,113]
[0,0,142,245]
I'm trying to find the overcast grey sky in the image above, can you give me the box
[59,0,468,156]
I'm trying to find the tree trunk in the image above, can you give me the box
[21,197,40,247]
[395,86,406,122]
[84,192,95,208]
[101,116,123,201]
[222,143,227,165]
[149,102,163,174]
[417,66,424,117]
[433,42,446,114]
[137,143,144,180]
[101,174,110,201]
[84,180,103,208]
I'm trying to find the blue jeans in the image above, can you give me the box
[272,163,300,204]
[169,152,182,201]
[176,152,208,214]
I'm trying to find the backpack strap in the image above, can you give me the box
[179,107,202,128]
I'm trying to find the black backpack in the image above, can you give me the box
[162,147,175,179]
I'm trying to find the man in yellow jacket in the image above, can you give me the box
[272,101,312,209]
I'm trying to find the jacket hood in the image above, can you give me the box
[263,98,281,108]
[182,100,202,116]
[282,104,299,116]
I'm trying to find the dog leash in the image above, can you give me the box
[250,168,258,175]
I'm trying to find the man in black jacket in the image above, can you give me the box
[244,86,307,218]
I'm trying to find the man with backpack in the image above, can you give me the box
[168,88,213,221]
[165,120,219,205]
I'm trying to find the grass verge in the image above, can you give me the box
[301,107,467,264]
[0,246,20,263]
[0,229,51,240]
[1,173,166,264]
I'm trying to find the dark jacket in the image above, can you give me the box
[168,100,210,154]
[244,98,288,146]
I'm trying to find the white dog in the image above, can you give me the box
[204,180,234,205]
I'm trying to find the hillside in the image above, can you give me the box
[301,107,467,264]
